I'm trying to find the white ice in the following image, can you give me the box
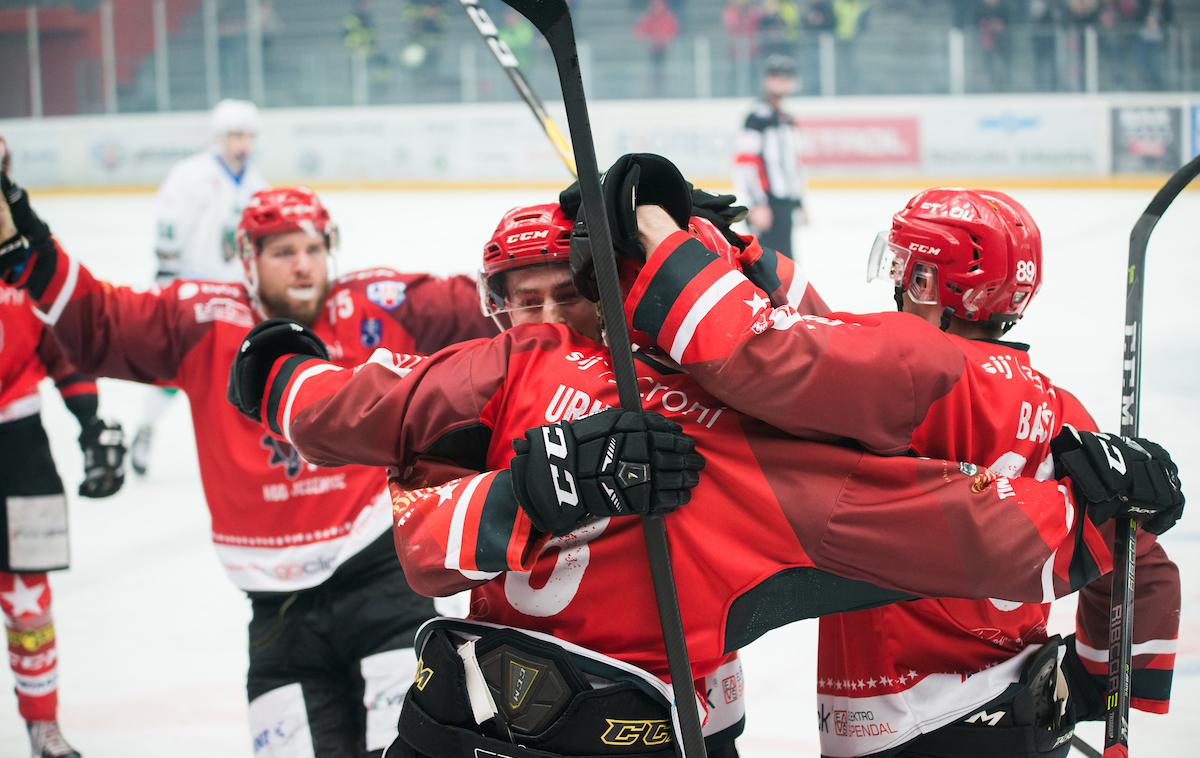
[1,188,1196,757]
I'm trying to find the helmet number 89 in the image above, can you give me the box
[1015,260,1037,284]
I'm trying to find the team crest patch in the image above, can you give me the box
[366,280,407,310]
[361,318,383,348]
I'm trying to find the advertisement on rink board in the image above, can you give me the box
[1110,105,1183,174]
[1,95,1198,189]
[920,103,1107,176]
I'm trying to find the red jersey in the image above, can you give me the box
[0,284,96,424]
[622,231,1179,754]
[257,322,1111,711]
[19,240,496,592]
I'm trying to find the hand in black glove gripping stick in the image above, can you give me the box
[228,319,330,422]
[1051,424,1185,535]
[510,409,705,536]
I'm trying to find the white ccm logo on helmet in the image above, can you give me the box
[908,243,941,255]
[507,229,551,244]
[542,425,580,508]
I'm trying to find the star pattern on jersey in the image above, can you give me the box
[743,292,770,314]
[819,669,934,693]
[1,576,47,618]
[434,482,457,506]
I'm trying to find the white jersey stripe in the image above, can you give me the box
[34,254,79,327]
[444,474,500,581]
[281,363,343,444]
[669,270,745,364]
[1075,637,1177,663]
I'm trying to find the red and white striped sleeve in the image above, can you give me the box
[624,232,964,454]
[388,467,545,598]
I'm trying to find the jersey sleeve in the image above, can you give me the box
[387,464,547,597]
[401,273,499,354]
[733,111,770,207]
[257,333,539,597]
[1060,391,1180,714]
[794,446,1112,604]
[735,236,829,314]
[21,238,209,386]
[625,232,962,454]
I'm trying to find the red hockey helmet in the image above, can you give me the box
[479,203,575,318]
[237,187,338,260]
[867,188,1042,324]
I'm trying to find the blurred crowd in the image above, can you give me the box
[620,0,1181,94]
[960,0,1176,92]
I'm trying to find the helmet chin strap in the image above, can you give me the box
[893,286,904,313]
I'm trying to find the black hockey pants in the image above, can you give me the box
[246,534,437,758]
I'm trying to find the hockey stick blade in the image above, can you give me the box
[1106,152,1200,757]
[496,2,707,757]
[457,0,577,176]
[1073,734,1103,758]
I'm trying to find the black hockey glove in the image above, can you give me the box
[78,418,126,499]
[227,319,329,423]
[1051,425,1184,535]
[1,173,51,246]
[1060,634,1106,723]
[510,409,705,536]
[689,184,749,251]
[559,153,693,258]
[0,173,52,288]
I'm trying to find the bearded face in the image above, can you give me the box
[247,230,331,325]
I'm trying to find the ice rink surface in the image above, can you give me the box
[1,187,1196,756]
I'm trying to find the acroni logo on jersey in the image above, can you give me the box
[366,280,407,310]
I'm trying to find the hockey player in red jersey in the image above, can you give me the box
[1,285,125,758]
[222,157,1181,758]
[612,163,1182,756]
[0,178,497,756]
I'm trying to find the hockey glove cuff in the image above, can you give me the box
[1060,634,1106,723]
[510,408,705,536]
[1051,425,1185,535]
[78,418,126,499]
[689,184,750,251]
[228,319,330,423]
[1,173,52,246]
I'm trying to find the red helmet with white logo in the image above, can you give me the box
[237,187,337,260]
[868,187,1042,324]
[479,203,575,319]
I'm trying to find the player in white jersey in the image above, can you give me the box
[131,99,269,475]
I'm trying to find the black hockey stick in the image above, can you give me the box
[457,0,578,177]
[495,2,706,757]
[1103,152,1200,757]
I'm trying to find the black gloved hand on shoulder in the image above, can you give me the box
[510,408,705,536]
[1051,424,1185,535]
[227,319,330,423]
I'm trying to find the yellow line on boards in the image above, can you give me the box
[22,174,1197,197]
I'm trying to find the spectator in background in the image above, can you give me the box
[402,0,448,72]
[1065,0,1100,90]
[344,0,390,83]
[635,0,680,96]
[978,0,1013,91]
[800,0,835,93]
[758,0,801,61]
[832,0,872,93]
[1136,0,1173,90]
[499,8,536,69]
[724,0,762,93]
[1097,0,1133,89]
[1029,0,1062,91]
